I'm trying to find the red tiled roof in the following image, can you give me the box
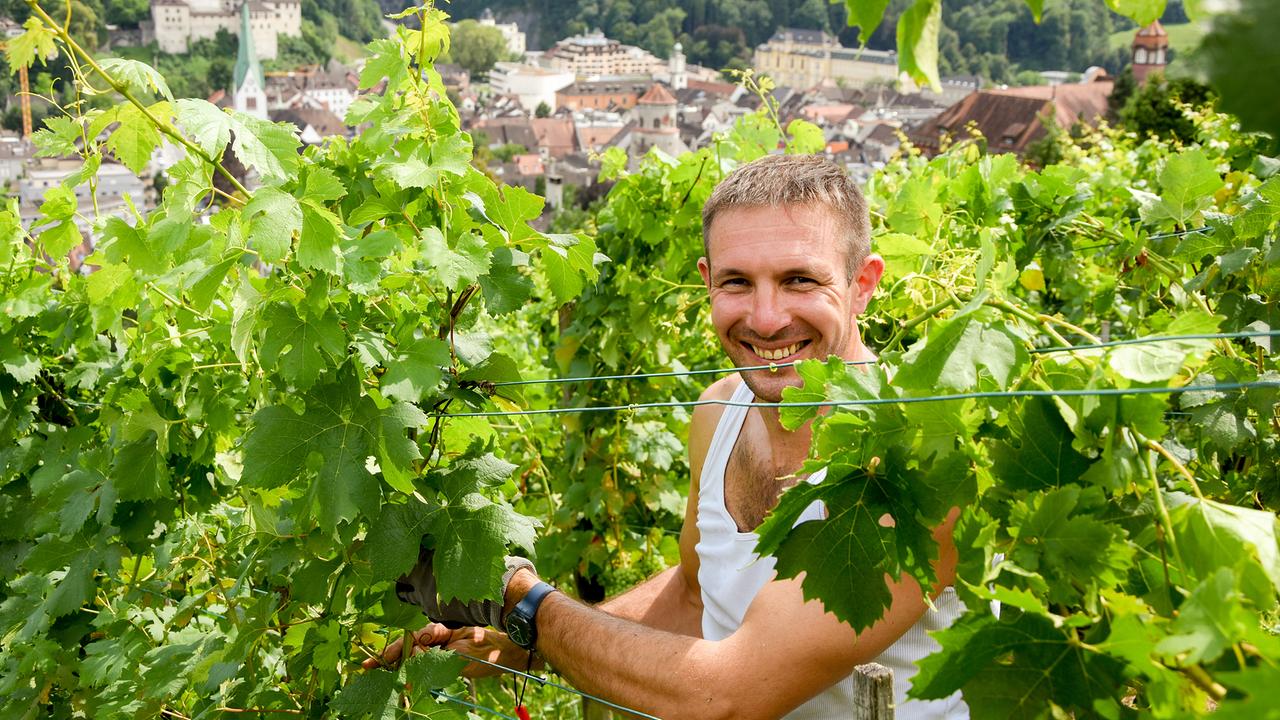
[531,117,577,157]
[1133,20,1169,48]
[637,83,677,105]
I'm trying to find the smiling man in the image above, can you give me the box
[379,154,968,719]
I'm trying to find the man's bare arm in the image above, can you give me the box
[507,507,960,720]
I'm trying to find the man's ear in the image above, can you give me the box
[849,254,885,315]
[698,256,712,290]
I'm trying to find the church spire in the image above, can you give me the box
[233,3,264,93]
[232,3,268,120]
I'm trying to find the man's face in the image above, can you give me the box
[698,204,883,403]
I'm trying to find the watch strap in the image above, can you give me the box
[505,581,556,648]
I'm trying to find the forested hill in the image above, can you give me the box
[425,0,1192,84]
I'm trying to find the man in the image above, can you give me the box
[373,154,966,718]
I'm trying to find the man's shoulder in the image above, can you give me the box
[699,374,742,403]
[688,375,742,463]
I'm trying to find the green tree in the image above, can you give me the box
[447,19,512,78]
[104,0,150,28]
[1119,75,1215,143]
[534,101,550,118]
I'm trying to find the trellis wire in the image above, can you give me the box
[491,330,1277,389]
[429,690,519,720]
[457,653,662,720]
[441,380,1280,418]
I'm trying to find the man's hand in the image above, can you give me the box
[445,626,539,678]
[360,623,536,678]
[396,549,534,629]
[360,623,453,669]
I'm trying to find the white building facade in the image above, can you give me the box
[489,62,575,113]
[150,0,301,60]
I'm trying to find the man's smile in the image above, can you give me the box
[744,339,811,361]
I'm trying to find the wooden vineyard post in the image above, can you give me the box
[853,663,894,719]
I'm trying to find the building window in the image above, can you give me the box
[1134,47,1148,64]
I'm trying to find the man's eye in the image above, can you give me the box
[721,278,748,287]
[787,276,816,285]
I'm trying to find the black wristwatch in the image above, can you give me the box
[503,581,556,650]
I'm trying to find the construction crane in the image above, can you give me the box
[18,63,31,138]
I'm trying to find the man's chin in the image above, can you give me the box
[737,367,801,404]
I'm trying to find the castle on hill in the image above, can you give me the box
[150,0,300,60]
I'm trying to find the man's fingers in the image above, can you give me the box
[360,624,456,671]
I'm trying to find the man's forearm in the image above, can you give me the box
[598,566,703,637]
[536,590,732,720]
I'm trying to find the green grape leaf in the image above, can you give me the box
[1144,149,1224,227]
[242,379,383,531]
[1233,176,1280,240]
[895,314,1027,393]
[876,232,936,280]
[298,200,344,274]
[99,58,173,101]
[477,248,534,315]
[1216,666,1280,720]
[330,667,398,717]
[187,251,240,312]
[258,303,346,390]
[45,549,97,619]
[244,188,302,263]
[421,227,490,291]
[757,461,911,630]
[1006,486,1134,605]
[359,38,407,91]
[427,493,537,603]
[1,352,41,383]
[540,233,601,304]
[1170,496,1280,603]
[431,133,472,177]
[39,185,77,221]
[111,431,171,501]
[365,501,432,581]
[841,0,891,45]
[896,0,942,92]
[909,612,1127,713]
[38,221,81,260]
[31,115,82,157]
[174,99,233,157]
[1154,567,1254,665]
[403,648,468,690]
[990,397,1092,491]
[105,102,168,175]
[382,337,450,403]
[229,112,301,185]
[785,119,825,154]
[383,145,439,189]
[1109,312,1219,383]
[1105,0,1167,27]
[304,166,347,203]
[5,18,57,70]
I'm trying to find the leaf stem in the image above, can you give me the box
[1140,434,1205,501]
[883,296,956,352]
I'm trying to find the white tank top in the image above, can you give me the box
[694,380,968,719]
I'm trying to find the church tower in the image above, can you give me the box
[232,3,268,120]
[632,83,683,157]
[669,42,687,91]
[1131,20,1169,85]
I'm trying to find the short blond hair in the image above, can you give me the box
[701,154,871,278]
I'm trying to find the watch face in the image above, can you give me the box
[507,615,533,648]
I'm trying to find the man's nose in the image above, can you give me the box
[749,287,791,338]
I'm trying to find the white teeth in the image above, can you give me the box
[750,342,801,361]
